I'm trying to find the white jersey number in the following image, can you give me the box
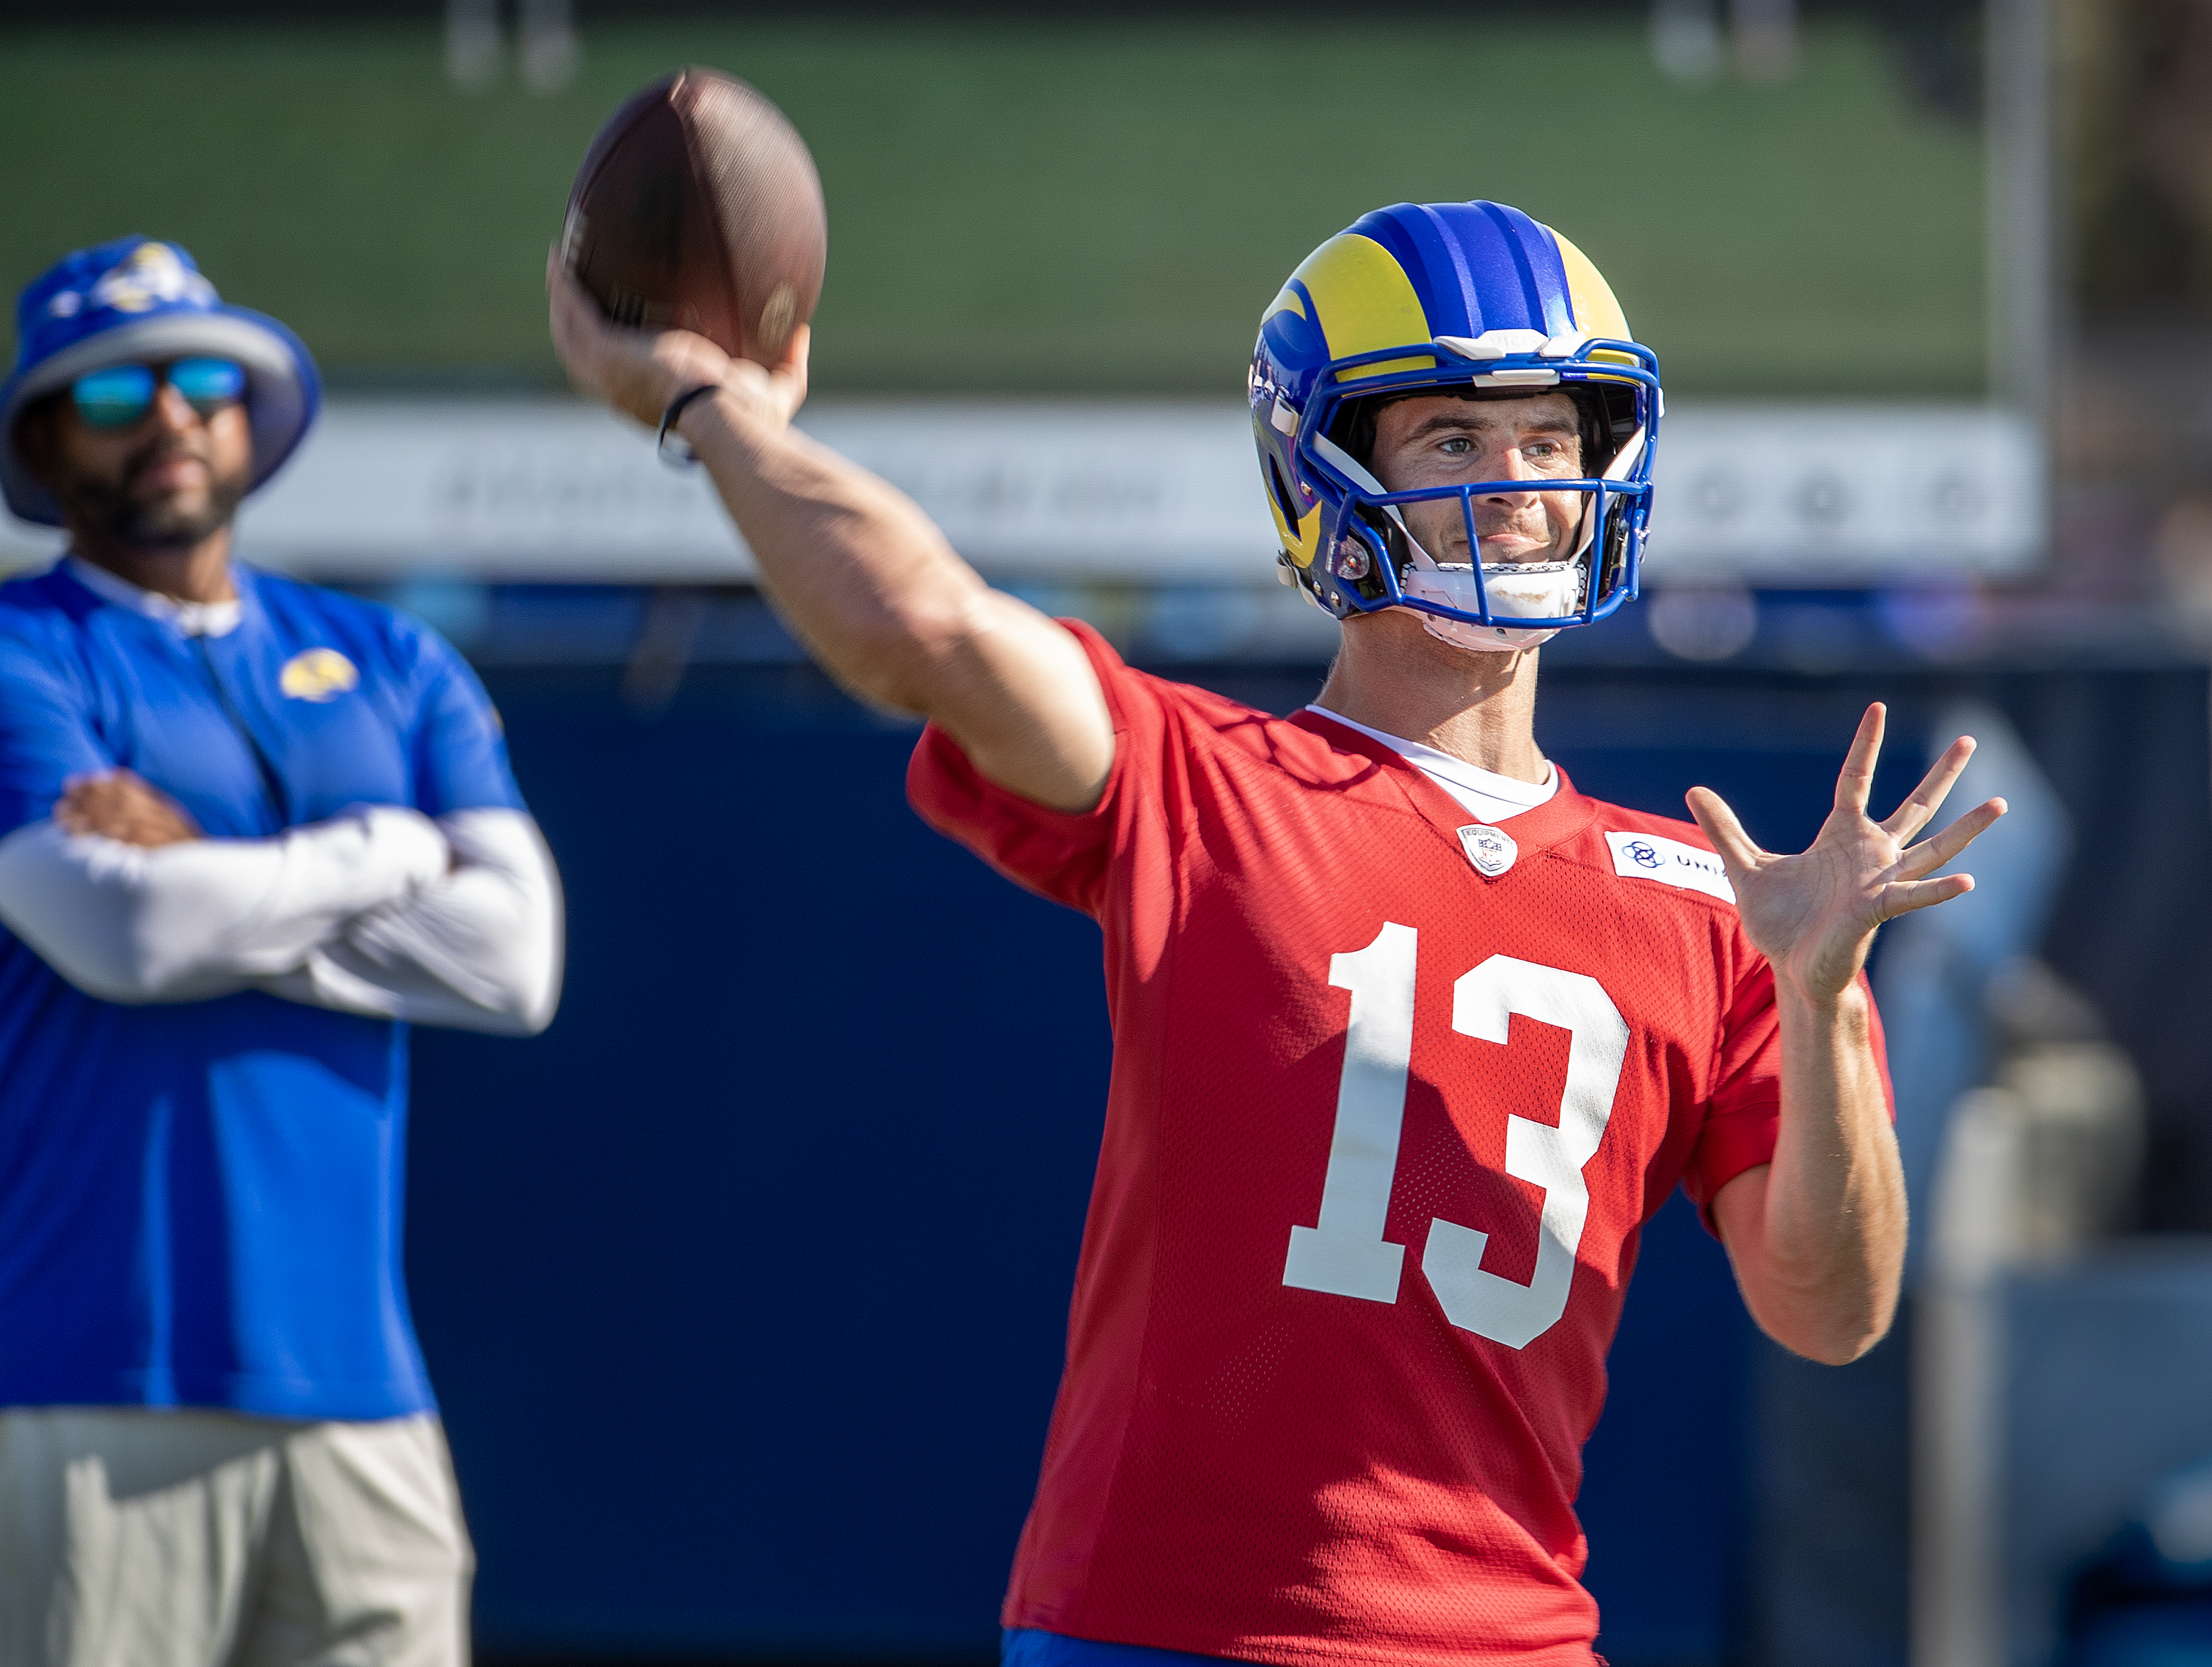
[1281,922,1630,1349]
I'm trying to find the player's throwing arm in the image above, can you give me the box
[546,74,1106,812]
[545,258,1110,814]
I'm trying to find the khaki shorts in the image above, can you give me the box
[0,1407,472,1667]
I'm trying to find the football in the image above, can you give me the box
[560,66,826,367]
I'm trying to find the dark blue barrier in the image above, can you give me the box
[406,662,1925,1665]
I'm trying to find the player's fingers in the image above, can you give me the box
[545,259,604,381]
[551,270,695,428]
[1878,872,1975,920]
[545,245,579,323]
[1834,703,1885,814]
[1894,797,2008,880]
[546,247,599,317]
[546,257,626,367]
[1684,786,1763,873]
[1880,735,1976,841]
[769,323,812,420]
[550,295,610,380]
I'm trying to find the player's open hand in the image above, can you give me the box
[545,249,808,437]
[1685,704,2007,1005]
[56,769,202,850]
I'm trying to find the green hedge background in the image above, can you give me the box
[0,19,1983,394]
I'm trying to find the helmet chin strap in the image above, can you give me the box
[1566,423,1646,564]
[1309,423,1646,656]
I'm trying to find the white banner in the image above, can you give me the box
[0,397,2043,585]
[1641,403,2043,583]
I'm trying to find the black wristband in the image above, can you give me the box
[655,382,723,467]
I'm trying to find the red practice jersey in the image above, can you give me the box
[906,623,1890,1667]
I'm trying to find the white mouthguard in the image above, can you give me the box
[1402,562,1581,653]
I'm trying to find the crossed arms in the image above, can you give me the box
[0,769,561,1036]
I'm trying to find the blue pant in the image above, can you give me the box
[1004,1629,1242,1667]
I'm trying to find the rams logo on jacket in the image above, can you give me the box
[280,648,359,703]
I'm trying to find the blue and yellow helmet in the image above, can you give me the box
[1251,201,1661,650]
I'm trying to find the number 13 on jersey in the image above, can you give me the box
[1283,921,1630,1349]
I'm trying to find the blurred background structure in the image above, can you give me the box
[4,1,2212,1664]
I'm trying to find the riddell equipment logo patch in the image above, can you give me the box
[1457,823,1518,879]
[1603,830,1735,903]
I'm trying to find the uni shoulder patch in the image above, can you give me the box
[1603,830,1735,903]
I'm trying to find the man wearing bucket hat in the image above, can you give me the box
[0,237,565,1665]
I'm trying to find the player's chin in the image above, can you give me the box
[126,481,244,545]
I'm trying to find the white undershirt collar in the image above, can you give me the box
[1308,704,1559,825]
[68,555,243,639]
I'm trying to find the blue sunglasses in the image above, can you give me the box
[70,359,246,430]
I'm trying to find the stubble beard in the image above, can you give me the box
[60,438,249,549]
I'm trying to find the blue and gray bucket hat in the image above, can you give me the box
[0,236,320,526]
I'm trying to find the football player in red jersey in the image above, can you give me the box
[548,203,2004,1667]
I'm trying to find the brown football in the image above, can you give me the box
[560,67,826,367]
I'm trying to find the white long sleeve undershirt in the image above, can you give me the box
[0,805,562,1036]
[258,808,562,1035]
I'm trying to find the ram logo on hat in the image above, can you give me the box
[89,243,215,316]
